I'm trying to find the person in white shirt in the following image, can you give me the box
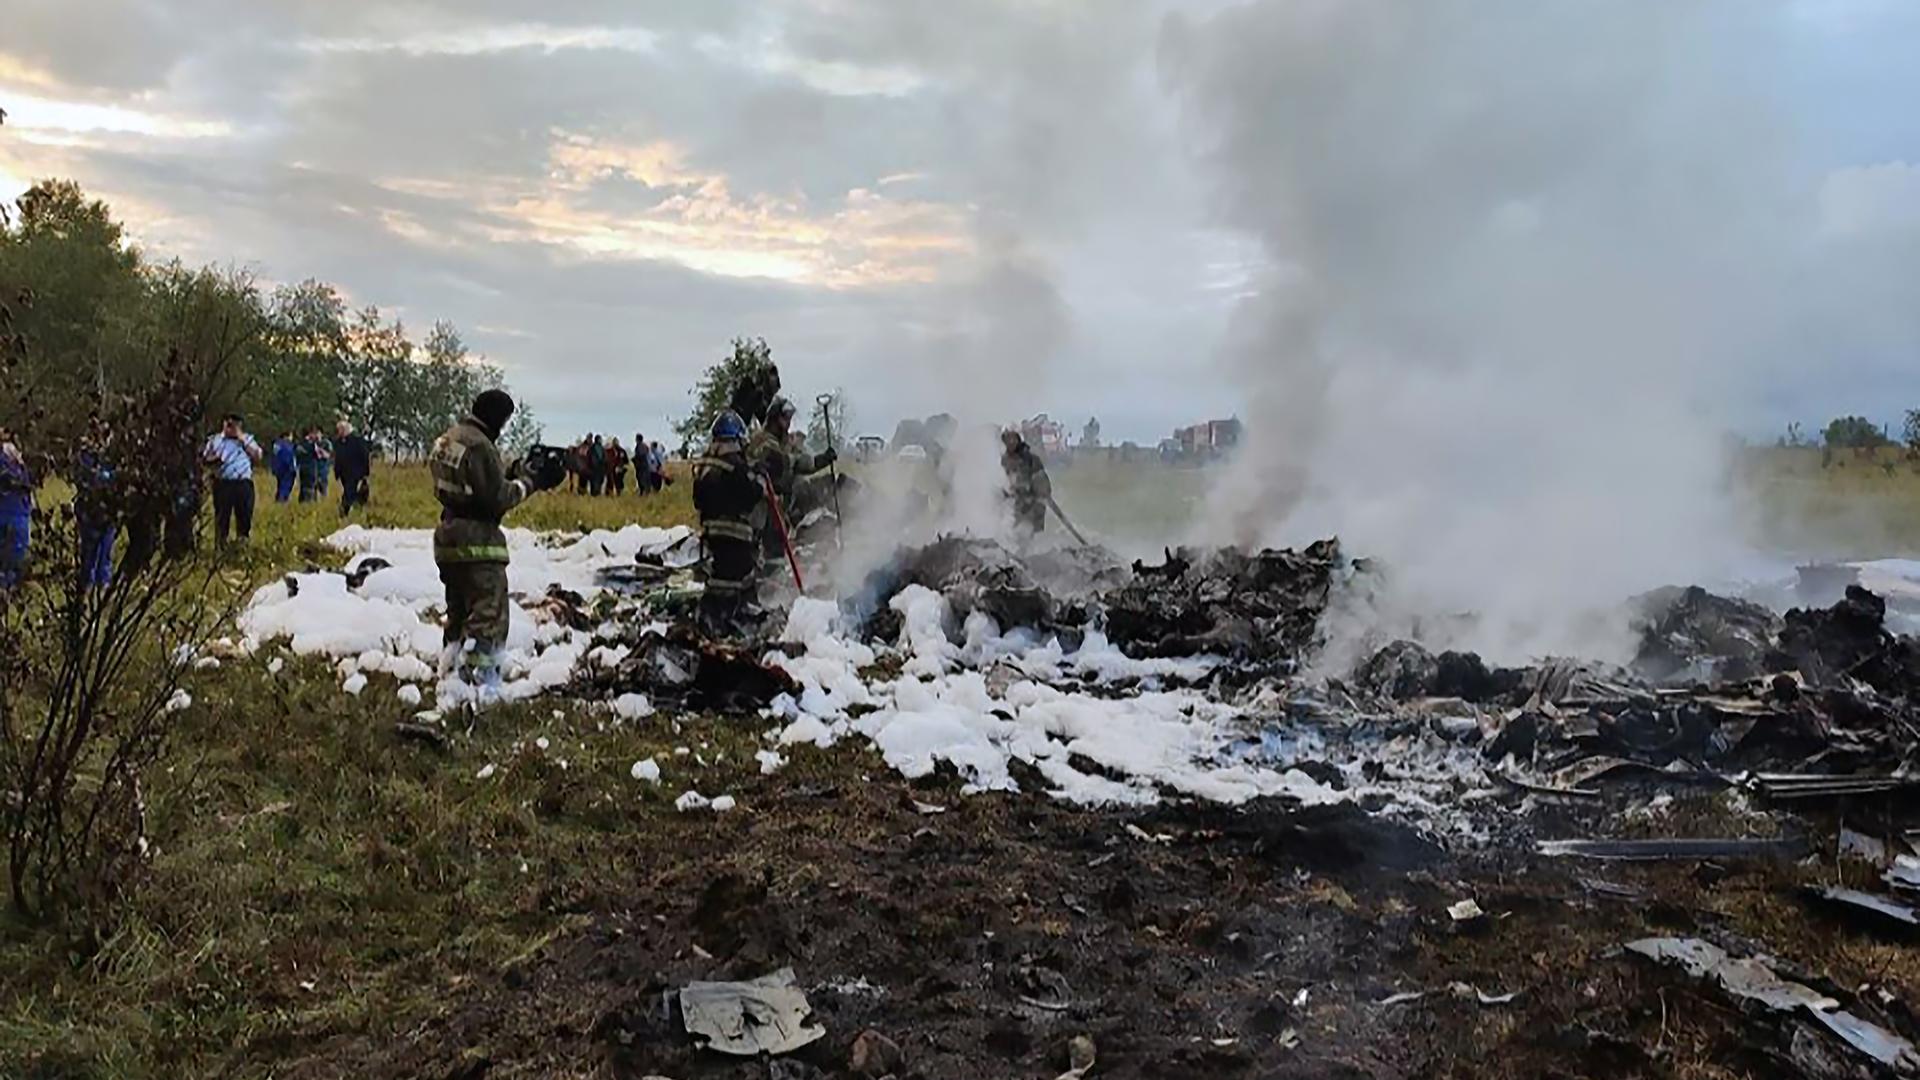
[201,412,263,544]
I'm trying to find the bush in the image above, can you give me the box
[0,296,232,941]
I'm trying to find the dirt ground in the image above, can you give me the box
[272,761,1920,1080]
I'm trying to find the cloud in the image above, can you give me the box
[3,0,1915,465]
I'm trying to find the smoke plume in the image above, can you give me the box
[1160,1,1862,662]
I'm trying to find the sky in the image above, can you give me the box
[1,0,1917,447]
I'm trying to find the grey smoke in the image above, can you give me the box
[1160,0,1920,661]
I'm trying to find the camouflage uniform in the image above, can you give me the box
[1002,442,1052,535]
[429,415,531,677]
[747,428,826,559]
[693,442,764,632]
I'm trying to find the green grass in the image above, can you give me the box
[1738,446,1920,557]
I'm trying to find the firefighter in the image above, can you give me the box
[429,389,558,691]
[747,396,835,562]
[693,410,764,635]
[1001,429,1051,537]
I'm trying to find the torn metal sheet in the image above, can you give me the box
[1811,886,1920,931]
[1625,938,1838,1012]
[1889,856,1920,893]
[1539,837,1808,861]
[1840,827,1893,865]
[679,968,826,1057]
[1813,1007,1920,1072]
[1626,937,1920,1075]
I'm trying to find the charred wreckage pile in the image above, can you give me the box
[582,531,1920,808]
[564,535,1920,1075]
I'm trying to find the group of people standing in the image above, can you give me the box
[0,410,380,592]
[269,421,372,515]
[565,434,668,497]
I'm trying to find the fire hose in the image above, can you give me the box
[1047,494,1089,546]
[763,473,806,592]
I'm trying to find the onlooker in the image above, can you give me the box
[334,420,372,516]
[202,413,262,545]
[295,426,322,501]
[650,440,669,490]
[271,431,297,502]
[606,437,629,495]
[315,429,334,496]
[74,418,118,588]
[634,432,652,493]
[570,440,591,494]
[586,434,607,496]
[0,426,33,588]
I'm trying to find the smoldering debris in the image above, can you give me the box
[1101,540,1342,664]
[579,624,799,712]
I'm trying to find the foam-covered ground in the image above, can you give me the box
[235,527,1467,815]
[234,527,1920,822]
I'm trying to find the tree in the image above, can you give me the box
[256,279,349,440]
[807,387,850,455]
[498,397,544,456]
[1824,415,1890,450]
[674,337,781,450]
[1903,411,1920,456]
[0,181,145,415]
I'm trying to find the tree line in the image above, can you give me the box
[0,179,540,456]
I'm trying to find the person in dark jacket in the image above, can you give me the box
[271,432,297,503]
[314,430,333,496]
[606,437,629,496]
[693,411,764,635]
[0,426,33,589]
[585,434,606,496]
[294,427,322,502]
[429,390,559,692]
[333,420,372,516]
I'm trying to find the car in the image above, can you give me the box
[895,444,928,461]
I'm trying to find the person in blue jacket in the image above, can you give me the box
[0,426,32,589]
[73,418,118,589]
[271,431,297,503]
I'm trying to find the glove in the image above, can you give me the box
[814,447,837,468]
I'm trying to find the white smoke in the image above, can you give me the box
[1158,0,1880,662]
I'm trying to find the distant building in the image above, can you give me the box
[1172,417,1242,459]
[1019,413,1069,455]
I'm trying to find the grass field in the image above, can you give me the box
[2,464,715,1079]
[3,449,1920,1078]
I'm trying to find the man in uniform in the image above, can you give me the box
[693,410,764,635]
[429,389,558,690]
[1001,428,1051,537]
[747,396,835,564]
